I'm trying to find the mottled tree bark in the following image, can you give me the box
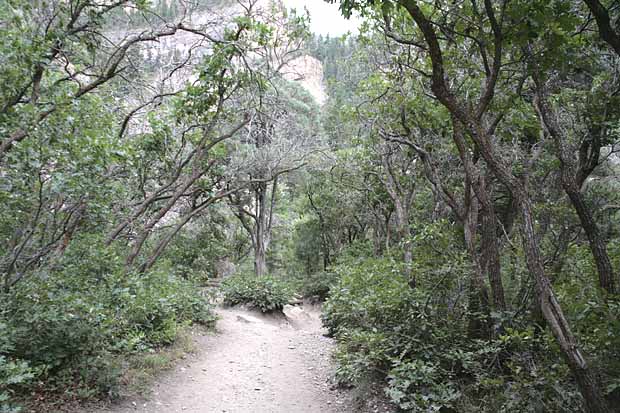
[566,184,616,294]
[478,175,506,310]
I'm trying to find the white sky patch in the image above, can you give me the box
[281,0,361,36]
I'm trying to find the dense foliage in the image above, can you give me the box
[323,248,593,411]
[0,0,310,410]
[311,1,620,412]
[2,0,620,412]
[0,239,213,410]
[221,274,293,312]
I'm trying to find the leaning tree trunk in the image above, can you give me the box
[452,95,608,412]
[519,196,610,412]
[125,170,204,268]
[534,89,617,295]
[471,119,609,412]
[385,3,608,407]
[564,179,616,294]
[139,190,233,273]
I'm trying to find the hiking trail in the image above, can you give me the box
[93,304,364,413]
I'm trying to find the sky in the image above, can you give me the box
[281,0,361,36]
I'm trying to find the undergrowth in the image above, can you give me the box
[294,271,338,301]
[220,274,293,312]
[0,240,214,412]
[322,252,597,412]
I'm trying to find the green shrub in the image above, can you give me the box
[323,257,465,404]
[221,274,293,312]
[322,258,416,337]
[0,354,35,413]
[553,253,620,403]
[323,257,584,412]
[386,360,461,412]
[297,271,338,301]
[0,241,214,406]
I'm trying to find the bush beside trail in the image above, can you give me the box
[322,251,620,412]
[220,274,293,313]
[0,251,213,411]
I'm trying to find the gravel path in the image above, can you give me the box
[94,304,354,413]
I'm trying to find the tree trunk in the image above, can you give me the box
[253,180,271,277]
[307,191,332,272]
[477,175,506,311]
[254,237,268,277]
[403,240,414,288]
[456,74,608,413]
[463,188,490,338]
[229,180,275,278]
[565,184,616,294]
[379,149,416,285]
[520,197,609,413]
[384,211,392,252]
[534,89,617,295]
[125,169,205,268]
[394,202,415,287]
[387,3,608,407]
[473,120,609,412]
[397,124,497,319]
[582,0,620,57]
[461,116,607,411]
[106,166,189,245]
[140,195,222,273]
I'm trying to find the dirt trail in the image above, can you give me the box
[96,304,354,413]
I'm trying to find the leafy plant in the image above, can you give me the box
[0,239,214,405]
[386,360,461,412]
[322,255,586,412]
[0,355,35,413]
[220,274,293,312]
[296,271,338,301]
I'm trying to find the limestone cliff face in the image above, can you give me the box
[144,40,327,105]
[131,1,328,105]
[281,55,327,105]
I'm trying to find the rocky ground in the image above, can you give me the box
[87,303,394,413]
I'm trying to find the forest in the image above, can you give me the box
[1,0,620,412]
